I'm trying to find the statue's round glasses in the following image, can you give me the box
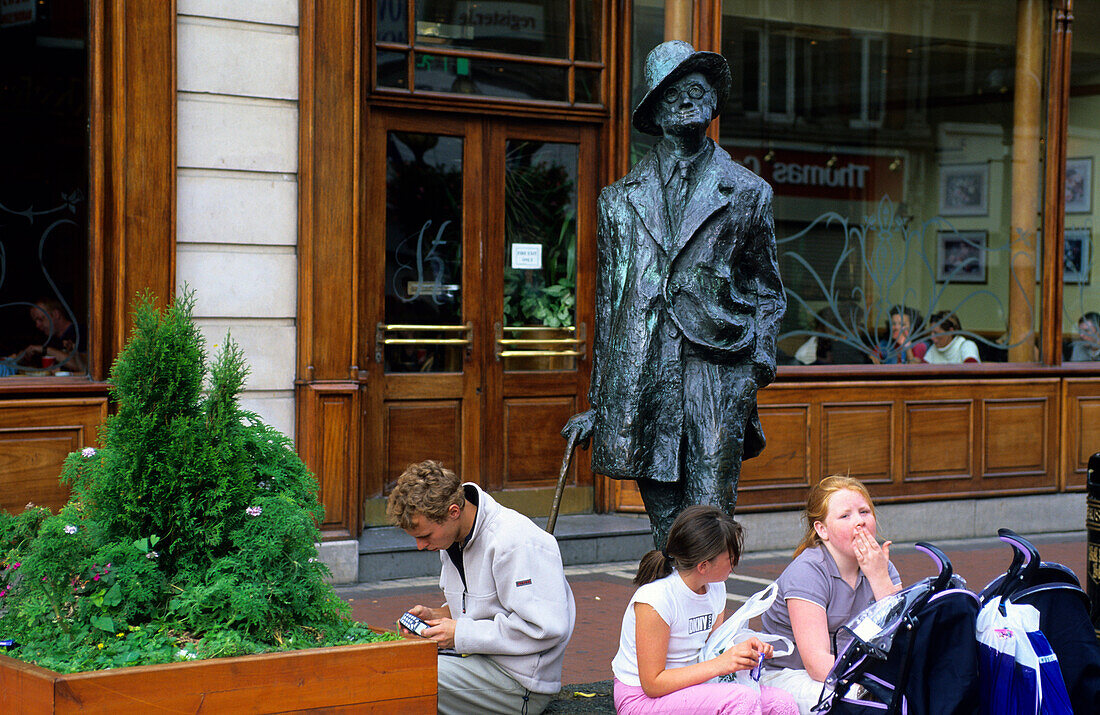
[662,83,708,104]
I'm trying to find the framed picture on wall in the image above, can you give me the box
[1065,158,1092,214]
[1064,228,1091,284]
[939,163,989,216]
[936,230,987,283]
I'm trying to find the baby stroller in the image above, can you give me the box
[978,529,1100,713]
[814,543,981,714]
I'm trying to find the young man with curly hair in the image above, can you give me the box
[388,460,576,715]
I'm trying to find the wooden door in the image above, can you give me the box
[363,112,596,515]
[482,121,596,506]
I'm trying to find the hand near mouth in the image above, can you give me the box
[852,524,890,576]
[852,524,899,598]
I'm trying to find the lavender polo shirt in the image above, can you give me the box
[760,545,901,671]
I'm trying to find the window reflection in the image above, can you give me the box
[1063,8,1100,361]
[384,132,465,373]
[719,0,1045,366]
[416,0,570,58]
[0,1,89,377]
[376,1,603,104]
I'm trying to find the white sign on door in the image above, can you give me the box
[511,243,542,270]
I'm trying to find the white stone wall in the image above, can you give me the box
[176,1,299,439]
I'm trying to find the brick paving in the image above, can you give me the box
[335,532,1088,712]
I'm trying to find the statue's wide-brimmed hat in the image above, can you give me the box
[632,40,731,136]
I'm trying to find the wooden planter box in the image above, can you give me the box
[0,637,436,713]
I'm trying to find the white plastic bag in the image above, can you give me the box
[976,596,1072,715]
[699,581,794,688]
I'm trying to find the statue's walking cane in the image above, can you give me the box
[546,430,581,535]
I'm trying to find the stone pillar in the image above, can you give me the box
[664,0,693,42]
[1007,0,1043,362]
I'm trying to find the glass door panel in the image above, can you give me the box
[502,139,580,371]
[383,131,468,373]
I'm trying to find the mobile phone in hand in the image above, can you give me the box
[399,611,431,637]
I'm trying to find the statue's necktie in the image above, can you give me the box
[667,159,691,231]
[677,159,691,205]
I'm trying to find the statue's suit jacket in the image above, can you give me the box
[589,140,785,483]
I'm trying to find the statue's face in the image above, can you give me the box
[655,72,716,138]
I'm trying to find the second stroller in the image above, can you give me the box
[816,543,981,714]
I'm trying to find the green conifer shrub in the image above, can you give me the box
[0,292,394,673]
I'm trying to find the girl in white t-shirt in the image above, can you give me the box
[611,506,798,714]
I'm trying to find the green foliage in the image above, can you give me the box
[0,291,390,673]
[168,492,348,638]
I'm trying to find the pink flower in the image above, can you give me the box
[81,447,97,458]
[246,506,263,517]
[64,525,78,535]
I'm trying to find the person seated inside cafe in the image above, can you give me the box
[921,311,980,364]
[1068,312,1100,362]
[870,304,927,365]
[7,298,86,373]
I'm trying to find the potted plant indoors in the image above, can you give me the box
[0,293,435,713]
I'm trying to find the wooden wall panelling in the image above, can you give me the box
[0,398,108,514]
[983,397,1049,478]
[974,380,1059,493]
[739,404,812,486]
[96,0,176,375]
[903,400,973,482]
[821,402,895,486]
[607,377,1068,512]
[296,384,363,538]
[1063,377,1100,490]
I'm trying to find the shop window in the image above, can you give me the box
[1063,6,1100,363]
[374,0,604,106]
[0,0,89,378]
[720,0,1046,367]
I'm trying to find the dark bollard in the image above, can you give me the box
[1088,453,1100,635]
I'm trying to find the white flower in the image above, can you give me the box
[308,557,317,563]
[176,648,197,660]
[64,525,78,535]
[145,550,159,560]
[246,506,263,517]
[81,447,97,458]
[257,480,270,490]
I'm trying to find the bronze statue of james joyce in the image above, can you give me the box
[563,41,785,549]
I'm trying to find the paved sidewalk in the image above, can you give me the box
[335,532,1088,712]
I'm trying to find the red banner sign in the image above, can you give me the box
[728,148,905,203]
